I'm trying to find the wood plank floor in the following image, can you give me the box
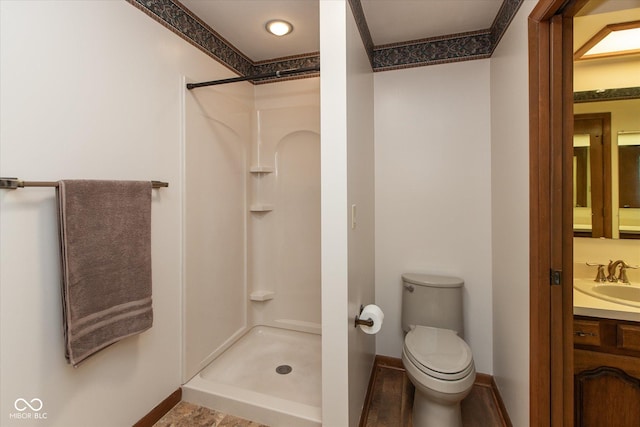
[154,358,506,427]
[361,358,506,427]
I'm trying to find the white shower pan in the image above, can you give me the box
[182,326,322,427]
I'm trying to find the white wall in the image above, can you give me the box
[489,1,536,426]
[345,4,376,427]
[320,1,375,426]
[0,1,240,425]
[374,60,493,374]
[320,0,350,423]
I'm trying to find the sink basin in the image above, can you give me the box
[574,279,640,308]
[594,285,640,302]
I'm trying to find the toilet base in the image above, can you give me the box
[402,348,473,427]
[412,388,462,427]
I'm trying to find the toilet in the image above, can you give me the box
[401,273,475,427]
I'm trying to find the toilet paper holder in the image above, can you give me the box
[354,304,374,328]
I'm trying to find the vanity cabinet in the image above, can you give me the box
[573,316,640,426]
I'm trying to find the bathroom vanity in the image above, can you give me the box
[573,282,640,426]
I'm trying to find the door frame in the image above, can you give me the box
[529,0,589,425]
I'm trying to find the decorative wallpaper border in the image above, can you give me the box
[490,0,524,50]
[253,53,321,84]
[127,0,523,83]
[574,87,640,103]
[348,0,374,65]
[373,30,493,71]
[370,0,523,70]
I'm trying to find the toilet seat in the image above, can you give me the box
[404,326,473,381]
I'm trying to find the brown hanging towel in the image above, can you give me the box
[56,180,153,367]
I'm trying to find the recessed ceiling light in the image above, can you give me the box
[575,20,640,60]
[266,20,293,37]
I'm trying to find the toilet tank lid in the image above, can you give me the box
[402,273,463,288]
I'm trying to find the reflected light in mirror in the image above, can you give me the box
[574,134,591,147]
[573,134,592,230]
[575,20,640,60]
[618,131,640,147]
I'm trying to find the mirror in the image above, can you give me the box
[618,131,640,238]
[573,3,640,240]
[573,93,640,239]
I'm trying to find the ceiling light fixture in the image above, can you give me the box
[574,20,640,60]
[265,20,293,37]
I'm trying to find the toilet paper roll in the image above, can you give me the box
[359,304,384,334]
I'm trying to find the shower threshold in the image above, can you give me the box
[182,325,321,427]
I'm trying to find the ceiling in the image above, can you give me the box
[132,0,639,81]
[574,4,640,52]
[573,3,640,92]
[179,0,503,62]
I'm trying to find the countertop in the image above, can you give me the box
[574,282,640,322]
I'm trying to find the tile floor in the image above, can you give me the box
[153,401,267,427]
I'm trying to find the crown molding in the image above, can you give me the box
[348,0,374,65]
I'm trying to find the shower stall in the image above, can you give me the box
[181,76,321,427]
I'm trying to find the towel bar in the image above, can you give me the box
[0,178,169,190]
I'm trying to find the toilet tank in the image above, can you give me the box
[401,273,465,337]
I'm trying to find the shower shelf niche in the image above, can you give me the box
[249,204,274,212]
[249,165,274,213]
[249,166,274,174]
[249,290,275,301]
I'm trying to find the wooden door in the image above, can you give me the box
[529,1,588,425]
[573,113,612,238]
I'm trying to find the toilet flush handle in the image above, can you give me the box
[403,283,414,292]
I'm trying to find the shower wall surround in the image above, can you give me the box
[183,81,253,381]
[249,80,321,332]
[183,77,321,382]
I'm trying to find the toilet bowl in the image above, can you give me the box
[400,273,475,427]
[401,325,475,427]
